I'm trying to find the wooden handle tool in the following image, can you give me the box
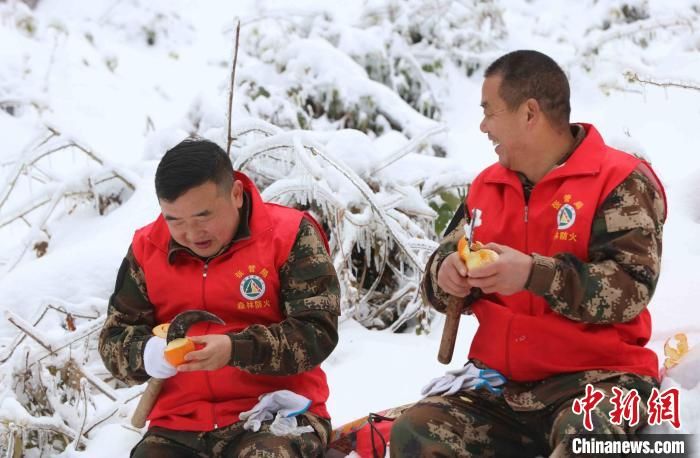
[131,378,164,428]
[438,296,464,364]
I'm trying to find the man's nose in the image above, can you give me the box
[184,223,205,239]
[479,117,488,133]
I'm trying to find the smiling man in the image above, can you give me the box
[99,139,340,457]
[390,50,667,457]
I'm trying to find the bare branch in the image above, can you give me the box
[75,366,118,402]
[74,379,89,451]
[625,71,700,92]
[5,311,54,353]
[227,20,241,155]
[0,196,53,230]
[31,317,106,367]
[0,303,85,363]
[83,407,119,436]
[64,142,135,191]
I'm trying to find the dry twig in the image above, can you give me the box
[625,71,700,92]
[226,20,241,155]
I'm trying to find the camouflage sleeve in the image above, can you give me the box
[228,217,340,375]
[526,167,665,323]
[422,217,465,312]
[98,246,156,385]
[422,203,480,313]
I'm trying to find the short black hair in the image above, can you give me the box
[485,50,571,129]
[155,139,234,202]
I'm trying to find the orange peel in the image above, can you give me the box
[663,333,689,370]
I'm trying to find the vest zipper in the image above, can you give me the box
[201,260,218,430]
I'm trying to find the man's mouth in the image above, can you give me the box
[194,240,212,249]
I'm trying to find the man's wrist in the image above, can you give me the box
[227,333,252,367]
[524,253,557,295]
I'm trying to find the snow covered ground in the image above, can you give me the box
[1,0,700,456]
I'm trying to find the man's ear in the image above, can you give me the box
[231,180,244,208]
[525,98,540,123]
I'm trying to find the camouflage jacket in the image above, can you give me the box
[422,125,665,409]
[99,193,341,386]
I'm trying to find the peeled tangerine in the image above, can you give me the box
[164,338,195,366]
[457,237,499,270]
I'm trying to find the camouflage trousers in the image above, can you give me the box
[131,413,331,458]
[390,379,653,458]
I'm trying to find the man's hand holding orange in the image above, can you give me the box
[467,242,533,295]
[176,334,232,372]
[437,251,473,297]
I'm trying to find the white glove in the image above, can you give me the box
[421,362,506,397]
[143,336,177,379]
[239,390,313,436]
[270,415,313,436]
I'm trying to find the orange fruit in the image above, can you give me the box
[466,248,499,270]
[457,237,470,263]
[152,323,170,338]
[164,337,195,366]
[458,238,499,269]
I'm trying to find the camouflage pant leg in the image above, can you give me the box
[389,390,547,458]
[131,427,205,458]
[131,413,331,458]
[225,413,331,458]
[549,379,653,458]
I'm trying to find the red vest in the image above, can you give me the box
[131,172,331,431]
[466,124,665,382]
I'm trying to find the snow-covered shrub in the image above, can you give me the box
[234,0,506,136]
[0,129,135,273]
[229,119,444,332]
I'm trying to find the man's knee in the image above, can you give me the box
[131,433,198,458]
[233,431,326,458]
[389,397,474,457]
[389,407,423,452]
[549,404,628,457]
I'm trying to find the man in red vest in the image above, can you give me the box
[391,50,666,456]
[99,139,340,457]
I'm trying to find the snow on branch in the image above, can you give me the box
[231,119,441,331]
[370,124,447,174]
[0,302,131,456]
[624,71,700,92]
[582,15,698,57]
[0,127,136,273]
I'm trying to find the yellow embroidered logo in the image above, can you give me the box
[236,265,272,310]
[552,194,584,242]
